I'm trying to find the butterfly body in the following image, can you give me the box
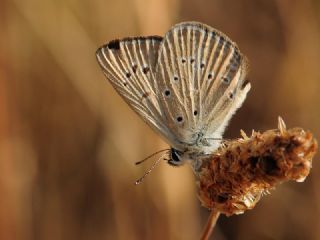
[96,22,250,168]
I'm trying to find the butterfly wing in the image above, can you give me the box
[155,22,251,152]
[96,22,251,154]
[96,36,176,141]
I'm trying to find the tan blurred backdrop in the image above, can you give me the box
[0,0,319,239]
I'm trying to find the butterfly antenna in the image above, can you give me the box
[135,154,166,185]
[135,149,170,165]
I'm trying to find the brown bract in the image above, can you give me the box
[197,117,318,216]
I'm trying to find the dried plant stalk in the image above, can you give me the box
[200,209,220,240]
[197,117,318,216]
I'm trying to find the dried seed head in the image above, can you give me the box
[197,118,318,216]
[278,116,287,134]
[240,129,249,140]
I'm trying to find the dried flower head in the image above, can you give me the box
[197,117,318,216]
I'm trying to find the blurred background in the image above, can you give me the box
[0,0,319,239]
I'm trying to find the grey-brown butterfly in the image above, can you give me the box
[96,22,250,180]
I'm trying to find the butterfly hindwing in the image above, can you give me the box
[155,22,250,151]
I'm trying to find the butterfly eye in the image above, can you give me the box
[176,116,183,122]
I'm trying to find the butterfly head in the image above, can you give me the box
[168,148,185,166]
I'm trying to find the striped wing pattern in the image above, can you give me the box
[96,22,250,152]
[96,36,174,140]
[156,22,250,149]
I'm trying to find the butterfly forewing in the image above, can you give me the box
[155,22,250,151]
[96,36,175,139]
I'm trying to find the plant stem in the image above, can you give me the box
[200,209,220,240]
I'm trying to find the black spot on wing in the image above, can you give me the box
[222,77,230,84]
[126,72,131,78]
[132,64,137,73]
[176,116,183,122]
[143,66,150,74]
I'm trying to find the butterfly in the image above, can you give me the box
[96,22,250,173]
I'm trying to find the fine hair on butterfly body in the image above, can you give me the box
[96,22,250,170]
